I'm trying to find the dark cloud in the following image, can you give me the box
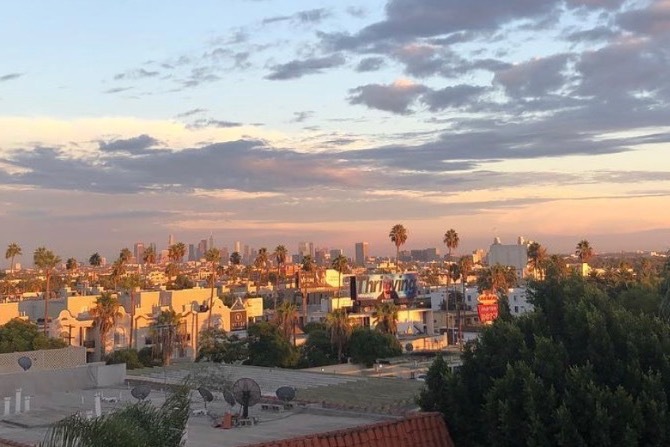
[355,57,385,72]
[187,119,244,129]
[0,73,23,82]
[98,135,160,155]
[176,108,208,118]
[617,1,670,36]
[494,54,571,98]
[422,85,487,111]
[346,6,367,18]
[565,26,620,42]
[113,69,160,80]
[263,8,330,25]
[348,80,428,114]
[291,111,314,123]
[103,87,133,94]
[266,54,345,80]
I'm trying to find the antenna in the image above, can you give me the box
[198,387,214,411]
[275,386,296,407]
[18,356,32,371]
[130,385,151,401]
[232,378,261,419]
[222,389,236,408]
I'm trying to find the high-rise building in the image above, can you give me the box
[315,247,328,266]
[134,242,145,264]
[234,241,241,254]
[197,239,208,260]
[168,234,175,247]
[355,242,369,266]
[188,244,196,261]
[209,233,214,250]
[220,247,229,265]
[330,249,343,261]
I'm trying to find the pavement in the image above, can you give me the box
[0,363,416,447]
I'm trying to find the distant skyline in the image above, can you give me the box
[1,1,669,261]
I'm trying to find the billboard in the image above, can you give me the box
[477,303,498,324]
[347,273,419,301]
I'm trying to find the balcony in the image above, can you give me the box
[83,340,95,349]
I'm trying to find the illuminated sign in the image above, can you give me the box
[230,311,247,331]
[477,303,498,324]
[346,273,419,301]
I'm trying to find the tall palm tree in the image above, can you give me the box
[110,259,126,290]
[458,256,474,345]
[373,301,399,335]
[168,242,186,269]
[141,246,157,288]
[120,274,142,350]
[89,292,123,359]
[34,247,61,335]
[119,247,132,264]
[527,242,548,279]
[443,229,459,260]
[273,245,288,309]
[89,252,102,267]
[204,247,221,330]
[65,257,78,274]
[478,264,517,296]
[5,243,22,275]
[150,310,184,366]
[164,263,179,289]
[274,301,299,346]
[325,309,351,362]
[301,255,316,325]
[331,254,349,310]
[389,224,408,272]
[575,239,594,264]
[254,247,269,285]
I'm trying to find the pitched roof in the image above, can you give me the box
[240,412,454,447]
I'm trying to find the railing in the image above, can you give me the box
[83,340,95,348]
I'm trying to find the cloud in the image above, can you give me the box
[103,87,133,94]
[0,73,23,82]
[291,111,314,123]
[617,0,670,36]
[98,135,161,155]
[348,79,428,114]
[422,85,487,111]
[113,68,160,80]
[263,8,330,26]
[355,57,385,72]
[494,54,571,98]
[265,54,346,80]
[176,108,208,118]
[187,119,244,129]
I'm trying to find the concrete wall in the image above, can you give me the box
[0,362,125,397]
[0,346,86,374]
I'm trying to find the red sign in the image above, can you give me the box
[478,303,499,324]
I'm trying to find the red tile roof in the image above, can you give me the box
[241,412,454,447]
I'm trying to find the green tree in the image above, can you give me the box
[389,224,408,272]
[168,242,186,264]
[150,310,185,366]
[348,327,401,367]
[527,241,547,279]
[477,263,517,296]
[89,252,102,267]
[325,309,351,362]
[196,327,247,363]
[575,239,594,264]
[443,229,459,259]
[300,328,337,368]
[247,321,298,368]
[110,258,126,290]
[373,301,399,335]
[300,254,316,324]
[119,247,132,264]
[228,251,241,283]
[65,257,78,273]
[5,242,22,275]
[254,247,269,285]
[89,292,123,359]
[40,385,189,447]
[120,274,142,349]
[34,247,62,335]
[273,245,288,309]
[331,254,349,309]
[204,247,221,330]
[274,300,299,345]
[0,319,66,353]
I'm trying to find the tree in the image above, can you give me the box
[150,310,185,366]
[254,247,269,285]
[274,300,299,345]
[389,224,408,272]
[89,252,102,267]
[34,247,61,335]
[65,257,78,273]
[110,258,126,290]
[325,309,351,362]
[373,301,399,335]
[0,318,66,353]
[457,256,474,344]
[247,322,298,368]
[300,328,338,368]
[273,245,288,309]
[164,263,179,288]
[119,247,132,264]
[168,242,186,264]
[204,247,221,330]
[142,246,156,288]
[40,385,189,447]
[443,229,459,259]
[575,239,594,264]
[5,242,21,275]
[120,274,142,349]
[196,327,247,363]
[89,292,123,359]
[419,276,670,446]
[331,254,349,309]
[229,251,241,283]
[300,255,316,324]
[527,241,548,279]
[348,327,401,367]
[477,263,517,296]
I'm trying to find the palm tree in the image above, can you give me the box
[89,292,123,359]
[254,247,269,285]
[373,301,399,335]
[443,229,459,260]
[120,274,142,349]
[164,263,179,289]
[457,256,474,345]
[389,224,408,272]
[478,264,517,296]
[204,247,221,330]
[89,252,102,267]
[150,309,185,366]
[65,257,78,274]
[34,247,61,335]
[119,247,132,264]
[273,245,288,309]
[110,259,126,290]
[274,301,299,346]
[325,309,351,362]
[575,239,594,264]
[5,243,21,275]
[331,254,349,309]
[168,242,186,264]
[142,246,156,288]
[301,255,316,325]
[527,242,548,279]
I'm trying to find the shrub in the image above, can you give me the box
[105,349,143,370]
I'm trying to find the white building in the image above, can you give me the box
[487,237,529,279]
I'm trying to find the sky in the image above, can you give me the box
[1,0,670,262]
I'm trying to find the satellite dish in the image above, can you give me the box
[18,356,32,371]
[232,378,261,419]
[131,385,151,401]
[198,387,214,410]
[222,389,236,407]
[275,386,296,403]
[405,343,414,352]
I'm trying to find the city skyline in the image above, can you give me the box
[1,1,669,259]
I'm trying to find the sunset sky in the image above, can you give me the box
[1,0,669,261]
